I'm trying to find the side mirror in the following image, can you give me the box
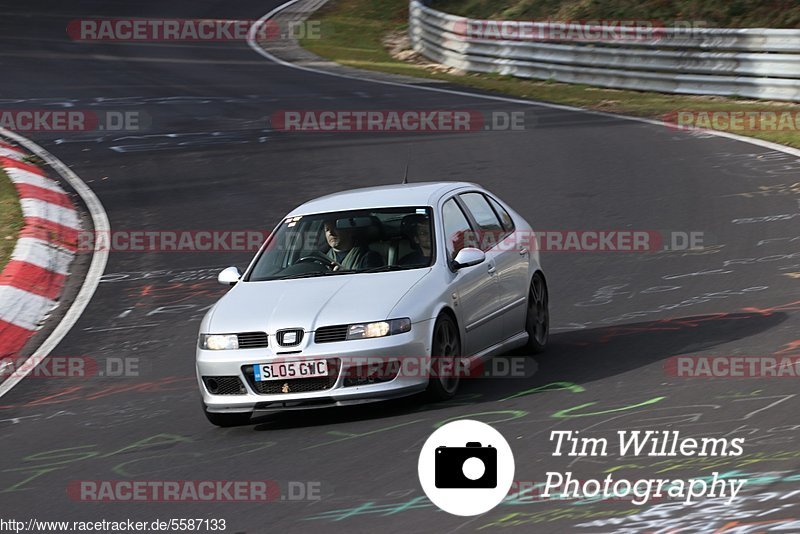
[452,247,485,269]
[218,266,241,286]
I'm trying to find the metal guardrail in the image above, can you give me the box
[409,1,800,101]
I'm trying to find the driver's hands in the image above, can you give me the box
[317,250,338,270]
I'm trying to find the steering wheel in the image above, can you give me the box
[294,251,337,270]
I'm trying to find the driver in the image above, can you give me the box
[324,219,383,271]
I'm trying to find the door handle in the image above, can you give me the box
[519,248,528,256]
[487,265,496,274]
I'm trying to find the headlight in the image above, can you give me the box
[346,318,411,340]
[199,334,239,350]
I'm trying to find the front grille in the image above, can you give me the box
[243,359,340,394]
[314,325,349,343]
[237,332,268,348]
[202,376,247,395]
[277,329,304,347]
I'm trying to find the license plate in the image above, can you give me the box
[253,360,328,381]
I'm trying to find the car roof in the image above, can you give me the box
[287,181,479,216]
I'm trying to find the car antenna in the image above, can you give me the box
[402,147,410,184]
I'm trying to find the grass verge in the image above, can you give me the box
[301,0,800,149]
[0,169,23,272]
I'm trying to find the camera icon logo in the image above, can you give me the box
[418,420,515,516]
[435,442,497,488]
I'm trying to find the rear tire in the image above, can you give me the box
[426,314,462,401]
[525,272,549,354]
[204,409,252,427]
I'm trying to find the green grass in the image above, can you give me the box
[0,169,23,272]
[300,0,800,149]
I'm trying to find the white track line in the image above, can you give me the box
[247,0,800,159]
[0,128,110,398]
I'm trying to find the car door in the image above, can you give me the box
[440,197,503,356]
[459,192,529,340]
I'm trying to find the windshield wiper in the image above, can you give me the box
[277,269,357,280]
[361,265,419,273]
[271,265,419,280]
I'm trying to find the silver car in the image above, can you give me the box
[196,182,548,426]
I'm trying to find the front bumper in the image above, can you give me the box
[197,321,432,413]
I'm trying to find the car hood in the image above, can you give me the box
[207,269,431,333]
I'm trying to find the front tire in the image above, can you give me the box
[204,409,252,427]
[525,272,549,354]
[426,314,462,401]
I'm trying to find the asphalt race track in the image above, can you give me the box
[1,1,800,532]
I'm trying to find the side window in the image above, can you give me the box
[460,193,503,231]
[441,198,473,262]
[459,192,504,251]
[487,195,514,232]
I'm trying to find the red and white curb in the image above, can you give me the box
[0,129,108,397]
[0,143,80,365]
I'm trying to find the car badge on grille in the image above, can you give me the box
[277,328,303,346]
[282,331,298,345]
[282,383,290,393]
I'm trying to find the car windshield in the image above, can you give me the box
[247,207,434,281]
